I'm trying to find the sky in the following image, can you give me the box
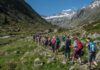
[25,0,92,16]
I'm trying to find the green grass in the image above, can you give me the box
[39,61,70,70]
[0,36,37,70]
[0,36,71,70]
[0,35,99,70]
[83,21,100,33]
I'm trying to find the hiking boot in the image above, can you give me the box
[62,61,66,64]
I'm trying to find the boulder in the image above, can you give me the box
[69,64,89,70]
[34,58,43,67]
[47,56,55,64]
[0,50,5,56]
[96,51,100,62]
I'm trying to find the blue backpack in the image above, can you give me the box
[89,42,96,52]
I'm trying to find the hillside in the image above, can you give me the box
[71,0,100,32]
[43,9,76,28]
[0,0,53,36]
[44,0,100,33]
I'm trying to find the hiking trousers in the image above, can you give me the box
[64,48,70,60]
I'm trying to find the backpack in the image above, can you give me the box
[66,39,71,48]
[56,37,60,44]
[89,42,96,52]
[76,40,83,50]
[62,35,66,42]
[51,38,56,45]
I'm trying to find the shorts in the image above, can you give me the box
[73,48,78,58]
[52,45,55,49]
[56,44,60,49]
[77,49,82,57]
[89,52,96,62]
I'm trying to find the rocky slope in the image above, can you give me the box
[43,9,76,28]
[71,0,100,27]
[0,0,53,36]
[44,0,100,32]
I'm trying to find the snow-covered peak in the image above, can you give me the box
[59,9,76,15]
[61,9,73,13]
[89,0,100,9]
[44,9,76,20]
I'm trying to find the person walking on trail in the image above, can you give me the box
[61,34,66,49]
[55,36,61,54]
[48,37,52,47]
[86,38,97,69]
[44,36,48,47]
[51,36,56,53]
[33,34,36,41]
[64,36,71,62]
[72,36,82,64]
[41,36,46,46]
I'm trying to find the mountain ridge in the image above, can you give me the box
[0,0,53,35]
[44,0,100,32]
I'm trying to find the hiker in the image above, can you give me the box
[51,36,56,53]
[64,36,71,62]
[39,35,41,44]
[33,34,35,41]
[55,35,61,53]
[48,36,52,47]
[72,36,82,64]
[61,34,66,49]
[86,38,97,69]
[41,36,46,46]
[34,34,37,42]
[44,36,48,47]
[35,33,39,42]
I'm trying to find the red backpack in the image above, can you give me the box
[76,40,83,49]
[51,38,56,45]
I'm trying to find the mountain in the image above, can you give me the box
[70,0,100,33]
[71,0,100,26]
[44,0,100,33]
[0,0,53,36]
[43,9,76,28]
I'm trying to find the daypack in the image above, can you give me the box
[62,35,66,42]
[89,42,96,52]
[56,37,60,45]
[51,38,56,45]
[66,39,71,48]
[76,40,83,49]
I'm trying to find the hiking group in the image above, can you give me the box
[33,33,98,69]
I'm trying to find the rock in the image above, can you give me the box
[34,58,43,67]
[5,52,9,56]
[14,50,20,54]
[61,61,66,65]
[69,64,89,70]
[0,50,5,56]
[69,65,75,70]
[47,57,55,64]
[0,36,10,39]
[88,33,100,39]
[96,51,100,62]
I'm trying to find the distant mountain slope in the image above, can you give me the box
[44,0,100,32]
[0,0,53,35]
[70,0,100,32]
[43,9,76,28]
